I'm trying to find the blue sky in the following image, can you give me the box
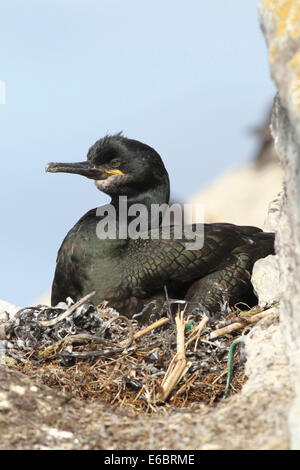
[0,0,275,305]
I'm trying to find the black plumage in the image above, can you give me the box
[46,134,274,318]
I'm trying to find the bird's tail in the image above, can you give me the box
[252,230,275,251]
[233,230,275,261]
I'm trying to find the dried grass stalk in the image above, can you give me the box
[186,315,209,350]
[156,309,191,402]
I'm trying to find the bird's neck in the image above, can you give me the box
[110,183,170,230]
[111,180,169,209]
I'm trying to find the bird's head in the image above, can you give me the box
[46,133,170,204]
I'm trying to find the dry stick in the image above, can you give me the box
[241,307,278,323]
[209,322,243,339]
[119,317,169,347]
[38,291,96,328]
[156,308,191,402]
[209,307,278,340]
[38,333,110,359]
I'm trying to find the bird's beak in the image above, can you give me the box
[46,161,124,180]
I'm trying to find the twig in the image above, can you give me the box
[120,317,169,346]
[38,291,96,327]
[212,369,228,385]
[209,307,277,340]
[210,322,244,339]
[38,333,108,359]
[238,308,278,323]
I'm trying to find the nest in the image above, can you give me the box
[0,292,277,414]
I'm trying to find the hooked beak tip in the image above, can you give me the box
[45,163,56,173]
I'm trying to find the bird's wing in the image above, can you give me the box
[123,223,267,295]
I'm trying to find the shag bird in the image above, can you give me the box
[46,133,274,318]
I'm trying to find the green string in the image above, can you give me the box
[185,321,195,331]
[224,336,245,398]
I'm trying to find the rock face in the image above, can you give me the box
[251,254,280,305]
[251,195,282,306]
[259,0,300,449]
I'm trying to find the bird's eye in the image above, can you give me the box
[111,159,121,168]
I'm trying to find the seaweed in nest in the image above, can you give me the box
[0,292,278,414]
